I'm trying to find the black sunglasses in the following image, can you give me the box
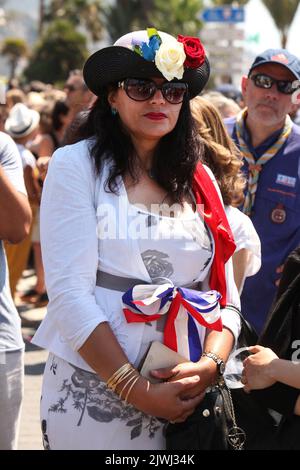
[250,73,297,95]
[64,84,80,92]
[118,78,188,104]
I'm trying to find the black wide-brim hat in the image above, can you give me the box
[83,30,210,99]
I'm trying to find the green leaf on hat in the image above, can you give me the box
[147,28,158,39]
[133,45,142,56]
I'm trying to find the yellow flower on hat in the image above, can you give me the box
[154,36,186,81]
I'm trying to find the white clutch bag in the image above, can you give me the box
[139,341,187,383]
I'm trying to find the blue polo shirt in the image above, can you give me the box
[226,117,300,333]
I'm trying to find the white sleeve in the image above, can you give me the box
[221,257,241,347]
[40,144,108,351]
[225,205,261,278]
[22,148,37,170]
[202,165,241,345]
[0,132,27,195]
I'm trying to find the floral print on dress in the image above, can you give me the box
[48,363,166,440]
[41,418,50,450]
[141,249,174,280]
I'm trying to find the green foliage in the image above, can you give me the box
[24,19,88,84]
[103,0,204,42]
[149,0,203,36]
[1,37,28,58]
[103,1,149,42]
[1,37,28,79]
[45,0,103,41]
[262,0,299,47]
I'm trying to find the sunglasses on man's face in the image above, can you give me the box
[64,84,79,92]
[118,78,188,104]
[250,73,296,95]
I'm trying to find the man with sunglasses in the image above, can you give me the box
[226,49,300,334]
[64,69,95,122]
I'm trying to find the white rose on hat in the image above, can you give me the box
[5,103,40,138]
[155,36,186,81]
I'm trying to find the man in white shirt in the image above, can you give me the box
[0,131,31,449]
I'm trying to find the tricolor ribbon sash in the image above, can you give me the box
[192,162,236,307]
[122,281,222,361]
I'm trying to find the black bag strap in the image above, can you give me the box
[224,304,258,346]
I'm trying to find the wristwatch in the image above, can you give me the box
[202,351,225,376]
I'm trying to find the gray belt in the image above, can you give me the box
[96,270,200,292]
[96,270,148,291]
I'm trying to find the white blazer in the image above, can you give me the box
[32,139,241,373]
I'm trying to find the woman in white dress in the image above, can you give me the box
[32,29,241,450]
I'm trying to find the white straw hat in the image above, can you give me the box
[5,103,40,138]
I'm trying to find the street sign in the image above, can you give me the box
[202,7,245,23]
[246,33,260,44]
[201,27,245,42]
[207,46,244,59]
[212,63,246,75]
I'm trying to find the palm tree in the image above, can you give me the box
[150,0,203,37]
[1,37,28,79]
[262,0,299,48]
[39,0,45,35]
[25,20,88,83]
[46,0,104,41]
[103,1,149,42]
[104,0,204,42]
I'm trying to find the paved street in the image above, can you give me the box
[16,270,48,450]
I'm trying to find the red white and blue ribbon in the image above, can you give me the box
[122,282,222,362]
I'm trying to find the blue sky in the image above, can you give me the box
[4,0,40,19]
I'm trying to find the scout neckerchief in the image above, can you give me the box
[235,109,293,216]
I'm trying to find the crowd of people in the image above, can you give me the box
[0,27,300,451]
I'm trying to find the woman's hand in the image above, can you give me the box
[131,374,206,423]
[242,345,278,392]
[150,357,217,399]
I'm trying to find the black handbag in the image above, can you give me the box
[166,305,276,451]
[166,379,247,450]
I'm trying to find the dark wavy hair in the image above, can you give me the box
[67,86,203,203]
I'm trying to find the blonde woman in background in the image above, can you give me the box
[191,96,261,294]
[201,91,241,119]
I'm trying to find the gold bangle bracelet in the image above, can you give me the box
[119,372,139,400]
[107,363,132,389]
[108,366,135,392]
[124,375,140,405]
[107,362,130,385]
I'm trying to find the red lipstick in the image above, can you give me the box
[144,113,167,120]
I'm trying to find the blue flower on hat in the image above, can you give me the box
[141,34,161,61]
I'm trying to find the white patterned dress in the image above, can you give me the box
[40,207,214,450]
